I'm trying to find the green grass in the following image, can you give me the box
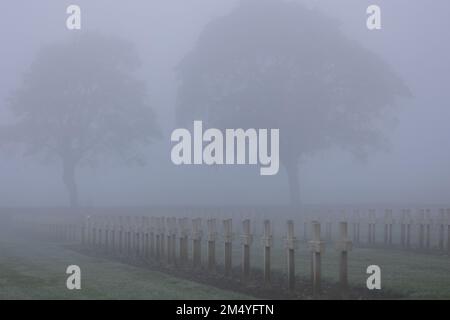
[230,240,450,299]
[2,231,450,299]
[0,234,253,300]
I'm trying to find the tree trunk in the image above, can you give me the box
[285,160,300,206]
[62,157,78,208]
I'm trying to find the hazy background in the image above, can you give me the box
[0,0,449,207]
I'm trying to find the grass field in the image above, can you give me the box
[0,232,253,300]
[1,228,450,299]
[233,240,450,299]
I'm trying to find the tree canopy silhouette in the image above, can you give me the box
[2,34,160,208]
[176,0,410,205]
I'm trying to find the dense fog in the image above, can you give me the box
[0,0,449,207]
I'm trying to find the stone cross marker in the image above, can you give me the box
[117,216,123,255]
[111,216,118,254]
[97,216,103,251]
[159,217,166,260]
[325,211,333,242]
[437,209,446,251]
[400,209,412,249]
[94,216,103,249]
[83,215,90,247]
[241,219,253,279]
[166,217,173,263]
[447,209,450,253]
[368,210,376,245]
[262,220,273,283]
[336,221,352,291]
[223,219,233,277]
[143,216,150,259]
[98,216,104,251]
[352,210,361,244]
[172,217,178,263]
[425,209,432,249]
[192,218,203,268]
[384,209,394,246]
[178,217,189,264]
[125,216,132,257]
[168,217,177,264]
[207,219,217,271]
[134,216,141,257]
[92,216,98,250]
[418,209,432,250]
[150,216,156,258]
[104,215,110,254]
[309,221,325,297]
[129,216,135,257]
[136,216,143,258]
[155,217,161,260]
[285,220,298,291]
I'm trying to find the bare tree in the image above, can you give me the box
[175,0,411,205]
[2,33,160,208]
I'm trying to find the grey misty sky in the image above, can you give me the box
[0,0,449,206]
